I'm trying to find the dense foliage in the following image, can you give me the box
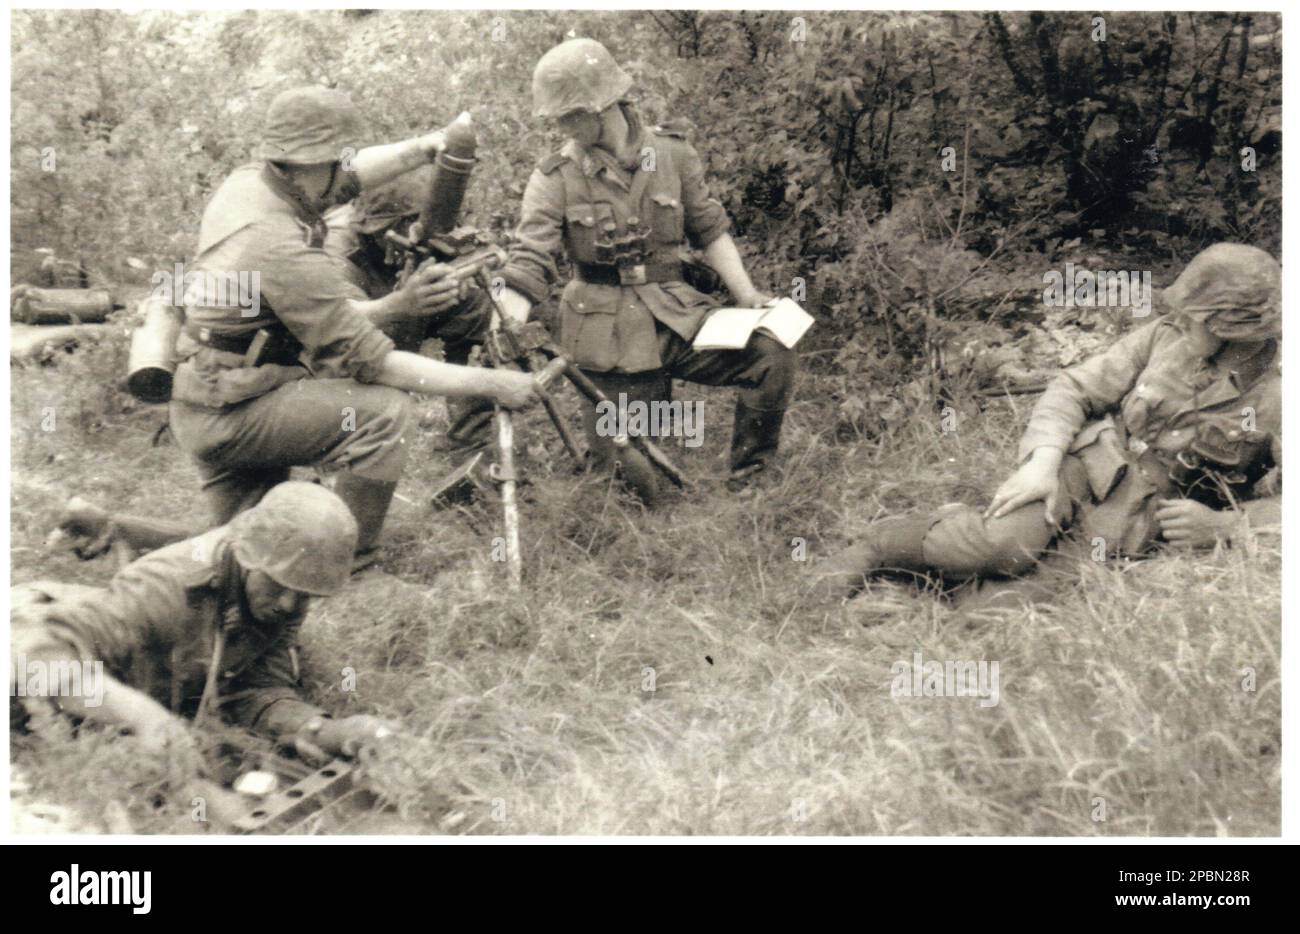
[11,9,1281,374]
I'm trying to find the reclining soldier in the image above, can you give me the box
[51,87,540,559]
[13,483,397,775]
[813,243,1281,612]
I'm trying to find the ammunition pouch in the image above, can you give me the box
[682,259,722,295]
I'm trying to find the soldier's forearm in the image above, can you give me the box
[22,649,174,735]
[351,134,441,190]
[376,349,514,400]
[245,696,327,741]
[350,291,411,331]
[703,234,758,303]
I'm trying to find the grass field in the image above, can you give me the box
[8,331,1281,835]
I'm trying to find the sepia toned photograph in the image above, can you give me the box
[7,7,1282,841]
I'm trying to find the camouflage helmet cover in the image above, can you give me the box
[259,86,366,166]
[532,38,633,119]
[228,481,358,596]
[1162,242,1281,340]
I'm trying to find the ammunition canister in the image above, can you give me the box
[126,297,182,404]
[11,287,115,324]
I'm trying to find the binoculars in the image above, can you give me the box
[594,221,651,285]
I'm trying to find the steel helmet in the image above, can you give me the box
[228,481,358,596]
[532,38,633,119]
[259,86,366,166]
[1162,243,1281,340]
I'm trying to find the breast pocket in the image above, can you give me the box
[564,202,614,264]
[647,192,684,246]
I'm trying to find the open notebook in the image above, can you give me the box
[692,298,815,352]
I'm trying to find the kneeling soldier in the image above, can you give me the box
[167,86,538,551]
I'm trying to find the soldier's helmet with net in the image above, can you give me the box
[228,482,358,596]
[1162,243,1281,341]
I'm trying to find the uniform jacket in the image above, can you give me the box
[323,202,390,301]
[11,527,323,737]
[501,124,731,373]
[171,163,393,409]
[1018,316,1280,553]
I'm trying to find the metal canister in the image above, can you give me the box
[11,287,115,324]
[125,297,182,404]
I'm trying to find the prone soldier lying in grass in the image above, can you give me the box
[13,483,398,778]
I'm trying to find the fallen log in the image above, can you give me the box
[11,286,118,324]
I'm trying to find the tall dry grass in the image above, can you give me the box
[8,336,1280,834]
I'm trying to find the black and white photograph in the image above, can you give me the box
[4,3,1286,856]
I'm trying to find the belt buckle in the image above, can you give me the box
[618,263,647,286]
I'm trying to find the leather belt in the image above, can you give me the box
[575,261,682,286]
[184,324,259,354]
[184,324,301,365]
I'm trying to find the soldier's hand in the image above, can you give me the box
[735,288,776,309]
[985,453,1061,524]
[1155,498,1233,548]
[317,715,402,759]
[417,129,447,161]
[405,262,465,316]
[48,497,114,560]
[491,370,541,411]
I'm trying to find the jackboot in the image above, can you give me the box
[810,515,935,599]
[331,473,399,553]
[727,402,786,489]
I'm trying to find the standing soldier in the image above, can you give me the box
[166,86,538,551]
[13,483,398,773]
[813,243,1281,609]
[494,38,797,494]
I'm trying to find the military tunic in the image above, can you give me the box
[501,124,796,471]
[168,163,413,524]
[919,316,1280,577]
[11,526,324,738]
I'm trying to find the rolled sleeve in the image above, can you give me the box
[1017,320,1160,460]
[253,220,395,382]
[501,167,564,305]
[678,143,730,250]
[221,622,324,739]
